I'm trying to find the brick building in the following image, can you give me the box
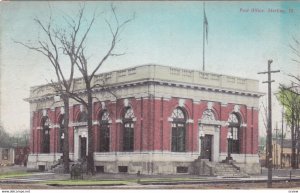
[26,64,262,174]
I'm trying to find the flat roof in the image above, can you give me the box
[28,64,262,100]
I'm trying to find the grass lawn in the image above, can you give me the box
[0,170,207,186]
[0,171,32,179]
[139,177,204,182]
[42,179,129,186]
[42,177,207,186]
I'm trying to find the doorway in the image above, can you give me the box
[80,136,87,159]
[203,135,213,161]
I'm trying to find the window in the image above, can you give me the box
[38,165,45,171]
[99,111,110,152]
[171,107,186,152]
[2,149,8,160]
[96,166,104,173]
[78,111,87,122]
[41,116,50,153]
[228,113,241,154]
[122,107,134,152]
[59,115,64,153]
[118,166,128,173]
[176,166,188,173]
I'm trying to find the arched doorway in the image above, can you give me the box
[199,109,221,162]
[74,110,88,160]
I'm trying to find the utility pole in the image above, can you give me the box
[202,2,208,71]
[281,108,284,168]
[258,59,280,188]
[202,2,205,71]
[274,122,278,169]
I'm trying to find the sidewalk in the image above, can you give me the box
[2,166,300,186]
[1,170,300,184]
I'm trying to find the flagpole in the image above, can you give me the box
[203,2,205,72]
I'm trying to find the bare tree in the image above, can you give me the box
[289,36,300,66]
[0,125,11,148]
[15,3,133,175]
[14,5,93,173]
[65,4,134,174]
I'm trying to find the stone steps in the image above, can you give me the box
[50,159,87,174]
[213,163,248,178]
[192,158,249,177]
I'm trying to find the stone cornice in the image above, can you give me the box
[26,79,264,103]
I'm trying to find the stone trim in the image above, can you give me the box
[193,100,201,104]
[116,119,122,123]
[163,97,171,101]
[26,78,263,103]
[70,122,88,127]
[221,102,228,107]
[198,119,225,126]
[241,123,247,128]
[186,119,194,124]
[49,124,60,129]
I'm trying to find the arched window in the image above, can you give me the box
[99,110,110,152]
[77,111,87,122]
[58,115,64,153]
[228,113,241,154]
[41,116,50,153]
[171,107,186,152]
[122,107,134,152]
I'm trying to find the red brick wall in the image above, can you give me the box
[30,97,259,155]
[161,98,169,151]
[220,103,230,153]
[252,108,259,154]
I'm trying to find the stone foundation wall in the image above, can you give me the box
[27,152,260,174]
[233,162,261,175]
[27,153,63,170]
[94,160,193,174]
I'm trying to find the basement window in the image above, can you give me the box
[96,166,104,173]
[38,165,45,172]
[176,166,188,173]
[118,166,128,173]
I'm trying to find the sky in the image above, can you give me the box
[0,1,299,136]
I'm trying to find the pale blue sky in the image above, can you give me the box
[0,1,299,135]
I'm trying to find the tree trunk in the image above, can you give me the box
[63,96,70,173]
[296,122,299,169]
[295,114,300,169]
[86,83,95,175]
[291,109,296,169]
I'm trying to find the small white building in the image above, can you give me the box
[0,148,15,166]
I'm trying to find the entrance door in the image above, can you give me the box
[203,135,213,161]
[80,136,87,159]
